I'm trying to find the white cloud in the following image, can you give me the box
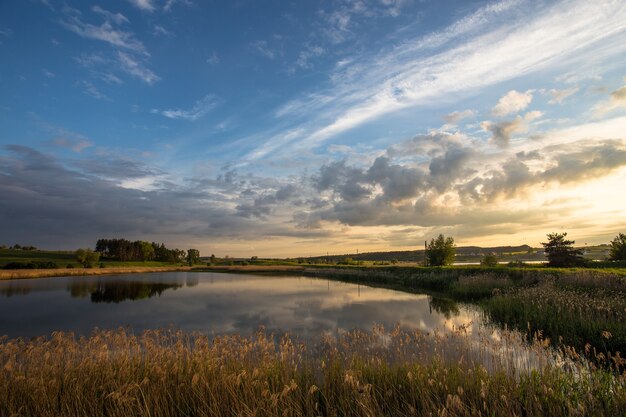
[252,40,277,60]
[492,90,533,116]
[153,25,173,37]
[61,11,147,54]
[117,52,160,85]
[546,87,579,104]
[290,45,325,73]
[256,0,626,159]
[92,6,129,25]
[207,52,220,66]
[50,137,93,152]
[481,110,543,147]
[593,81,626,117]
[127,0,156,12]
[152,95,218,121]
[77,80,109,100]
[42,69,55,78]
[0,27,12,44]
[443,109,476,124]
[164,0,192,12]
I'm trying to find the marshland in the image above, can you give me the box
[1,263,626,416]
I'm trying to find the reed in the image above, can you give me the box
[483,282,626,361]
[1,326,625,417]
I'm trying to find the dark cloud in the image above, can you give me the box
[0,145,320,249]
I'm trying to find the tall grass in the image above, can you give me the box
[483,282,626,362]
[1,326,625,416]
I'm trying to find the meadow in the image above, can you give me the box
[0,248,189,280]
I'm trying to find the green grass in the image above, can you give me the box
[0,249,185,269]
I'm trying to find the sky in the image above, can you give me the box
[1,0,626,257]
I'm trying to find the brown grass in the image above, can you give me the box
[1,326,624,417]
[0,266,193,281]
[202,265,306,272]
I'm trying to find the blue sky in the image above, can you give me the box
[1,0,626,256]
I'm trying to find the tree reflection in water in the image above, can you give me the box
[68,280,182,303]
[428,296,460,319]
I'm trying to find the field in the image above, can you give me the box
[0,248,189,279]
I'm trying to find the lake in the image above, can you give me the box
[0,271,485,339]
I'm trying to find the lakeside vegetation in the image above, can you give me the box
[2,327,625,417]
[2,233,626,414]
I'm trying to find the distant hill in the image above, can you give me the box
[299,245,536,263]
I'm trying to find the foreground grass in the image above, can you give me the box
[2,327,625,417]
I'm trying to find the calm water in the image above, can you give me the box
[0,272,483,339]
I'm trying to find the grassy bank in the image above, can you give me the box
[0,248,188,271]
[2,327,625,417]
[0,266,192,280]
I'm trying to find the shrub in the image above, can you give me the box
[480,254,499,267]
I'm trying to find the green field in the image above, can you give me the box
[0,248,185,269]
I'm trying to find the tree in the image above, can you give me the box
[480,253,499,267]
[426,234,456,266]
[75,248,101,268]
[186,249,200,266]
[541,232,585,267]
[140,241,155,261]
[609,233,626,261]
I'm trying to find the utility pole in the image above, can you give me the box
[424,240,428,266]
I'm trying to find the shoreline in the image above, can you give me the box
[0,266,193,280]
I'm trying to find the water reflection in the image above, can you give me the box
[428,296,460,319]
[0,272,477,340]
[68,281,182,303]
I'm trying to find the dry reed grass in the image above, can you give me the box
[0,267,192,281]
[1,325,625,417]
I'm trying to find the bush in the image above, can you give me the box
[609,233,626,261]
[426,234,456,266]
[75,249,100,268]
[541,232,585,267]
[480,254,499,267]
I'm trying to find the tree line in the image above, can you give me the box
[424,232,626,267]
[95,239,187,263]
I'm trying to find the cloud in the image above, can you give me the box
[0,27,12,44]
[290,45,325,73]
[127,0,156,12]
[42,69,55,78]
[443,109,476,124]
[207,52,220,66]
[546,87,579,104]
[77,80,109,100]
[117,52,160,84]
[153,25,173,37]
[61,9,147,54]
[256,0,626,159]
[91,6,129,25]
[163,0,192,12]
[49,138,93,153]
[592,80,626,117]
[152,95,219,121]
[61,5,159,86]
[252,40,278,60]
[481,111,542,147]
[492,90,533,116]
[0,145,327,250]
